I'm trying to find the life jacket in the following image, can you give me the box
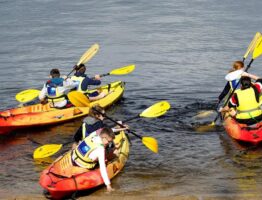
[46,78,67,103]
[225,69,243,91]
[235,87,262,120]
[71,131,104,169]
[229,79,241,91]
[82,117,103,139]
[71,75,89,93]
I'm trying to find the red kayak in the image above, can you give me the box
[39,131,129,199]
[223,114,262,145]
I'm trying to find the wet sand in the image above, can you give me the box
[6,193,262,200]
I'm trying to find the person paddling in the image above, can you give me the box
[218,61,245,102]
[220,72,262,125]
[39,68,78,108]
[70,64,106,101]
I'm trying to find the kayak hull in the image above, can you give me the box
[223,114,262,145]
[39,131,129,199]
[0,81,125,134]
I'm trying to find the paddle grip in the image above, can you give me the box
[100,73,110,78]
[65,68,75,80]
[90,73,109,79]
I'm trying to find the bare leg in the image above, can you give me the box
[89,91,107,101]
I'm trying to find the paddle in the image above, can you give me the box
[99,64,135,77]
[194,33,262,119]
[67,92,170,153]
[243,32,261,62]
[93,110,160,153]
[208,35,262,127]
[66,43,99,78]
[77,44,99,66]
[16,64,132,104]
[123,101,171,122]
[15,89,40,103]
[33,95,170,158]
[89,64,135,79]
[67,91,170,120]
[15,44,99,103]
[33,142,71,159]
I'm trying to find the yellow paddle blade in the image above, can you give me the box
[243,32,262,59]
[15,89,40,103]
[140,101,171,118]
[77,43,99,66]
[67,91,90,107]
[253,36,262,59]
[33,144,63,159]
[142,137,158,153]
[109,64,135,75]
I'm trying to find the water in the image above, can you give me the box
[1,0,262,199]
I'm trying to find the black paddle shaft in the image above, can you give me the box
[92,108,142,140]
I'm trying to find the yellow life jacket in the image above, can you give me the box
[71,132,104,169]
[71,76,88,93]
[46,78,67,103]
[235,87,262,120]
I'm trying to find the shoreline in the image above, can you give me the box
[4,194,262,200]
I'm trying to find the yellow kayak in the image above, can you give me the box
[0,81,125,134]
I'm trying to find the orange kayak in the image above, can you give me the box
[0,81,125,134]
[223,113,262,145]
[39,131,129,199]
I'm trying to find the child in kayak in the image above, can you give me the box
[72,105,129,160]
[39,68,78,108]
[218,61,244,102]
[71,127,117,192]
[70,64,107,101]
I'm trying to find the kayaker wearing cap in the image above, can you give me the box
[218,61,244,102]
[220,72,262,125]
[71,127,116,192]
[39,68,78,108]
[70,64,106,101]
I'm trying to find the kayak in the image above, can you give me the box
[223,113,262,145]
[0,81,125,134]
[39,131,129,199]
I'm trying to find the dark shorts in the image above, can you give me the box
[88,91,99,97]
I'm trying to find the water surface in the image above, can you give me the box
[1,0,262,199]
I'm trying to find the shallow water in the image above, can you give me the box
[1,0,262,199]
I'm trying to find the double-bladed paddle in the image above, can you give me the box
[16,64,134,103]
[194,32,262,120]
[33,95,170,158]
[198,34,262,130]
